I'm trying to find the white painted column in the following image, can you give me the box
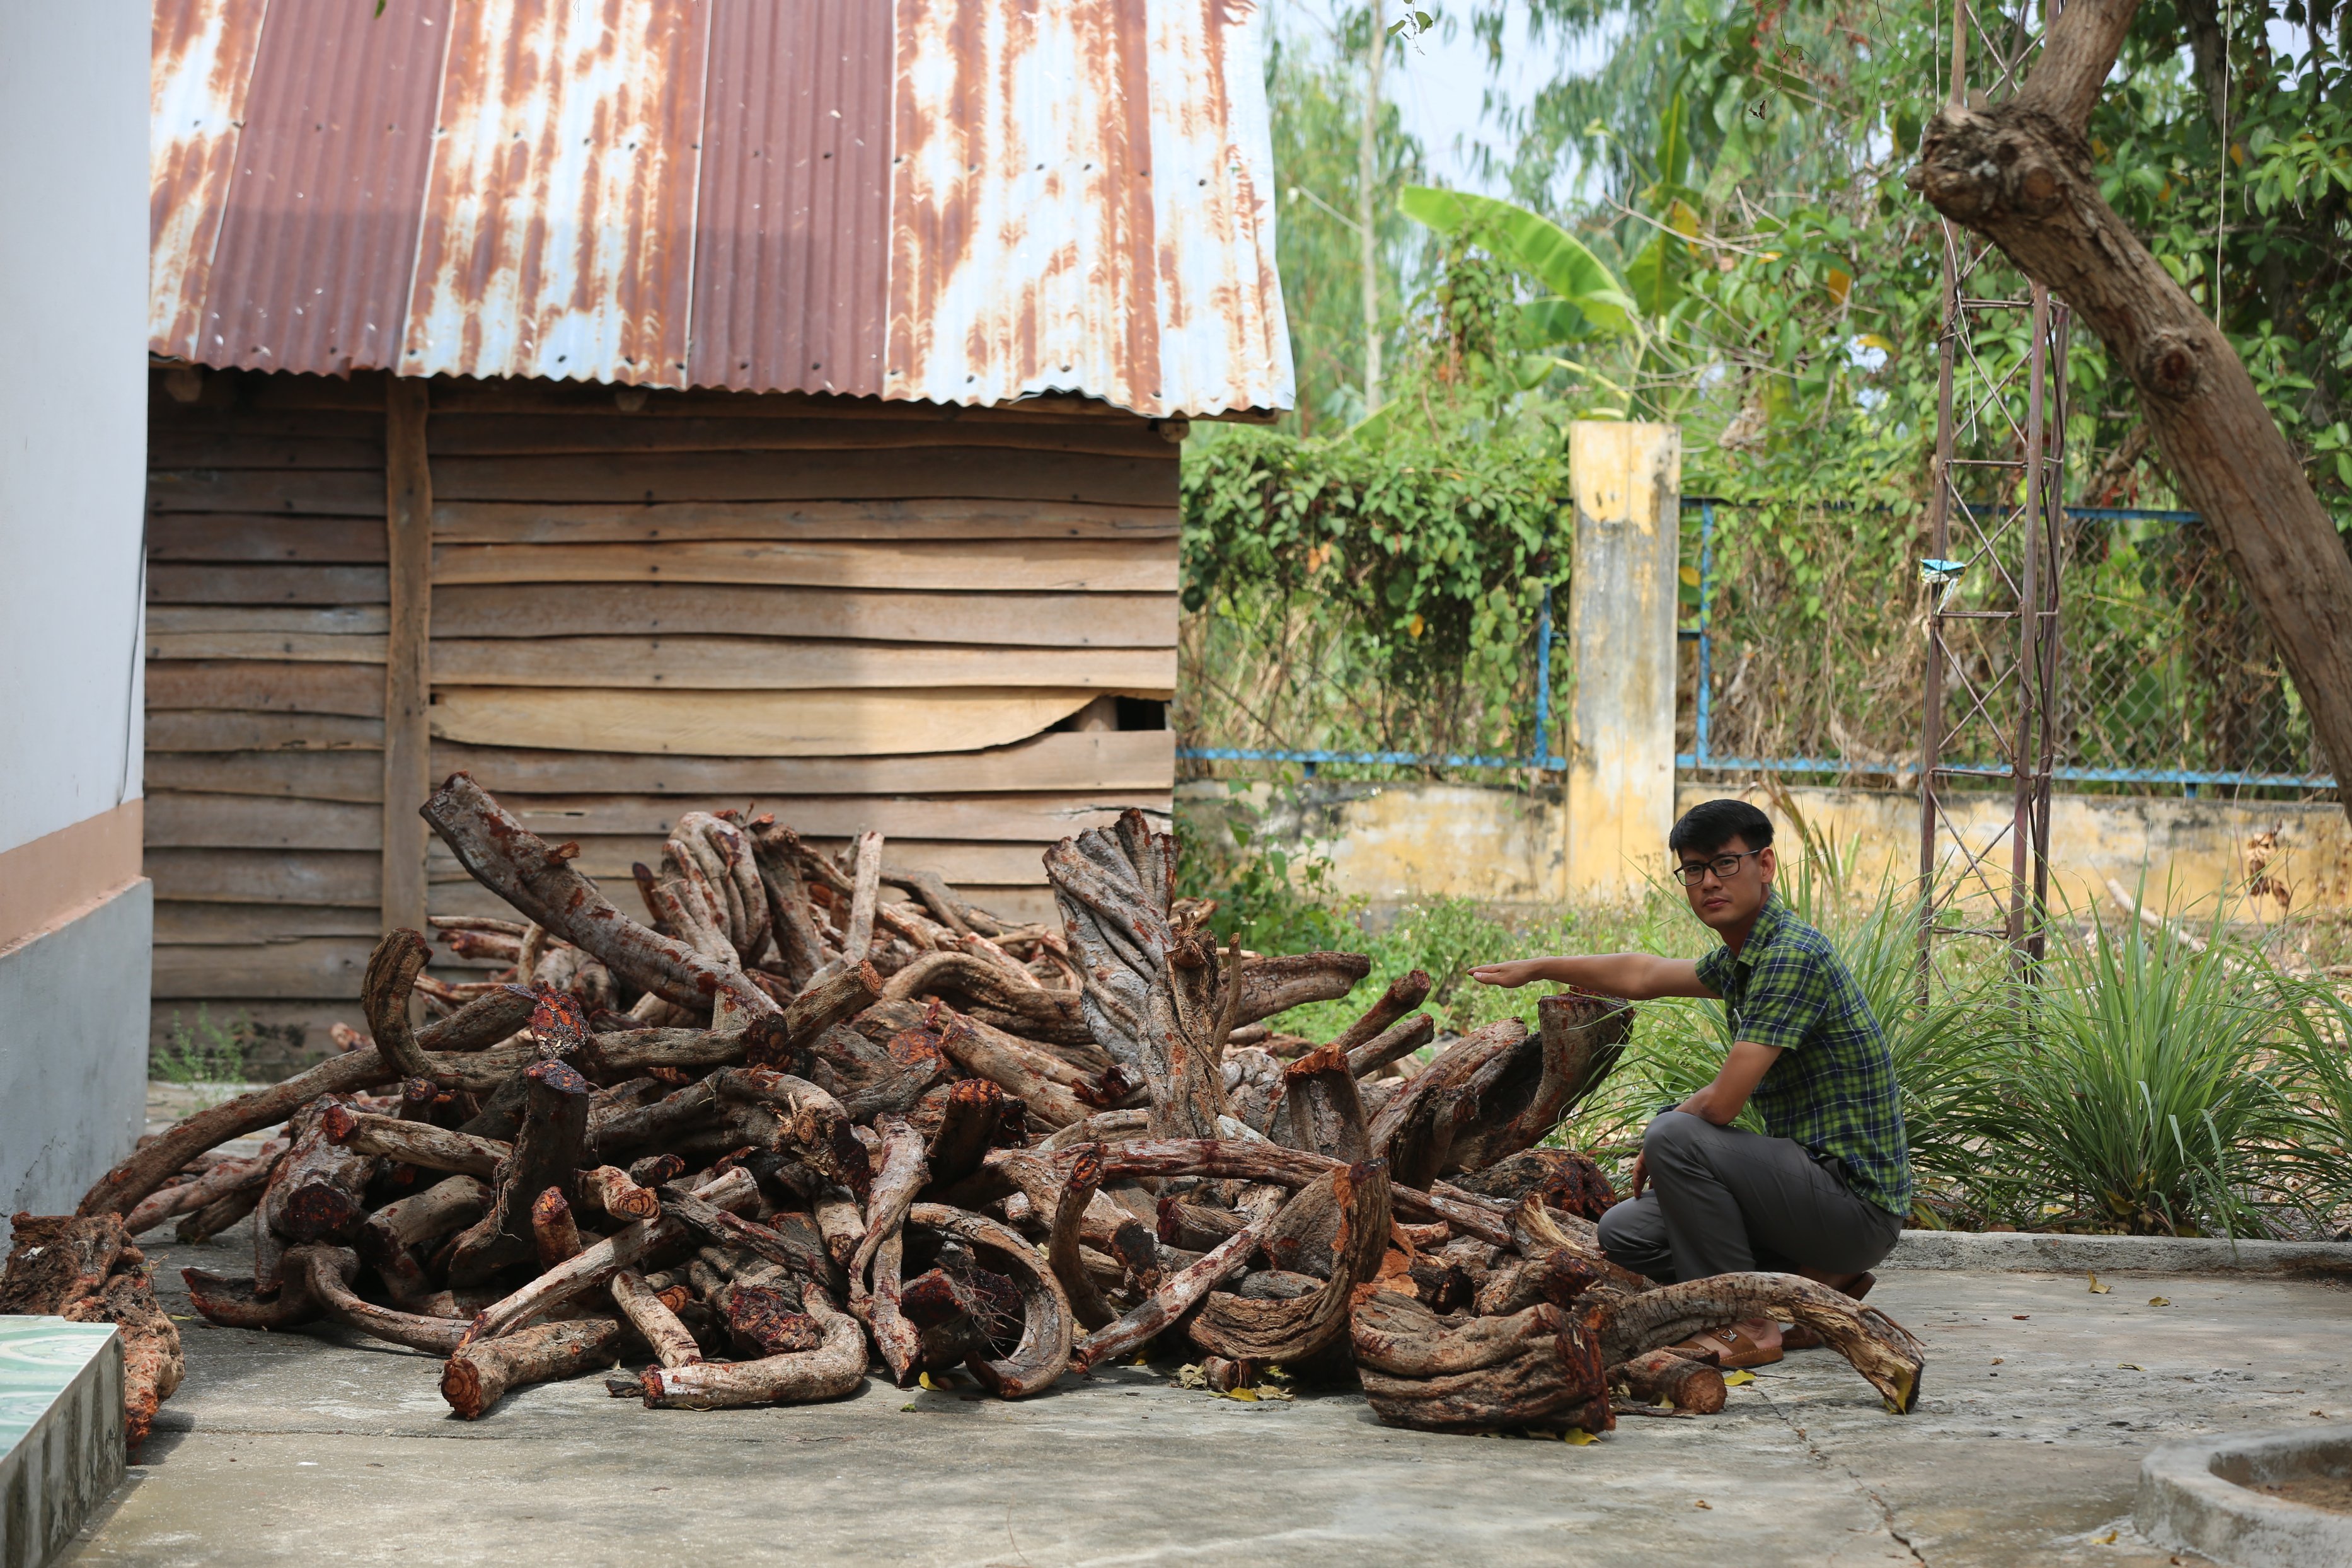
[1563,423,1682,901]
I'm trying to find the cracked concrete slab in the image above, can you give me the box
[57,1227,2352,1567]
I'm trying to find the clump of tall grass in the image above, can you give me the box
[1957,906,2337,1237]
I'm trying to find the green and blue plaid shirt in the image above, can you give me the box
[1693,894,1912,1218]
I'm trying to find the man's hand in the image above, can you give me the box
[1468,959,1549,989]
[1627,1151,1647,1199]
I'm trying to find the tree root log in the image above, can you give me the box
[442,1317,626,1419]
[907,1203,1073,1397]
[1609,1348,1727,1414]
[1352,1290,1612,1434]
[639,1284,867,1409]
[1581,1272,1925,1412]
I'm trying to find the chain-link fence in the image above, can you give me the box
[1177,495,2338,800]
[1680,497,2338,797]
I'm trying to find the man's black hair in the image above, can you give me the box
[1668,798,1774,858]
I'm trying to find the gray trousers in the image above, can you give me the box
[1596,1111,1903,1284]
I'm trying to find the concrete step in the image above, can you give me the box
[1,1318,124,1568]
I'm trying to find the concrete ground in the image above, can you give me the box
[55,1216,2352,1568]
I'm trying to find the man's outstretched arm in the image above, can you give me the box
[1468,954,1712,1001]
[1676,1039,1782,1126]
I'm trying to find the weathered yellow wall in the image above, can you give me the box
[1180,778,2352,921]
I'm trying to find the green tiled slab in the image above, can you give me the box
[1,1318,123,1568]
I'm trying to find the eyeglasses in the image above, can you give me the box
[1675,848,1764,886]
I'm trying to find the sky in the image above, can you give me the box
[1268,2,1604,200]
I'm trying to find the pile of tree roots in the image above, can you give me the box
[21,774,1925,1445]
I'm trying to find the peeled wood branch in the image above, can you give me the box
[1047,1145,1120,1331]
[611,1268,701,1368]
[422,771,778,1022]
[361,930,435,1080]
[459,1167,754,1345]
[847,1115,928,1318]
[657,1184,830,1281]
[124,1140,285,1236]
[358,1175,488,1313]
[1071,1214,1269,1373]
[322,1105,505,1178]
[1330,969,1431,1056]
[1346,1013,1435,1079]
[299,1246,470,1354]
[1190,1160,1391,1365]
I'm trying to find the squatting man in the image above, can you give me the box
[1470,798,1910,1366]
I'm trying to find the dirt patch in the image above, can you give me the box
[2249,1473,2352,1514]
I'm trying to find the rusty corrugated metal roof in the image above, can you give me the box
[148,0,1292,418]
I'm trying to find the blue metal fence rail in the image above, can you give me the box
[1175,495,2338,792]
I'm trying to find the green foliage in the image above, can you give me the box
[1179,796,1361,956]
[1179,396,1570,762]
[154,1005,254,1088]
[1399,185,1635,340]
[1956,913,2329,1237]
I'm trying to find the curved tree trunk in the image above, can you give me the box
[1908,0,2352,814]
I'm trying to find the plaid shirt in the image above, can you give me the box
[1694,894,1912,1218]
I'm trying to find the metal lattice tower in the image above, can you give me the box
[1918,0,2071,974]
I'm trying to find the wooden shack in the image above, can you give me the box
[142,0,1289,1063]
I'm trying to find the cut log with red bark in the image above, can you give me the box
[1610,1348,1727,1414]
[3,1211,186,1451]
[443,1317,626,1419]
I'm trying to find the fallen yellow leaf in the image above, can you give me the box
[1693,1499,1713,1510]
[2088,1272,2112,1294]
[2118,1363,2143,1371]
[2148,1296,2171,1307]
[1564,1427,1598,1445]
[1222,1387,1260,1402]
[2092,1528,2118,1545]
[1722,1369,1756,1387]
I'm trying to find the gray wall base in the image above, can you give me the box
[0,880,151,1216]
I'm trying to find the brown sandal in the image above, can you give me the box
[1671,1323,1785,1369]
[1780,1272,1876,1351]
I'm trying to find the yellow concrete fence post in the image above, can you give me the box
[1564,422,1682,902]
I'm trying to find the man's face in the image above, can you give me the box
[1677,834,1777,931]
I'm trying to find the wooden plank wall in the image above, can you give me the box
[145,369,1180,1064]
